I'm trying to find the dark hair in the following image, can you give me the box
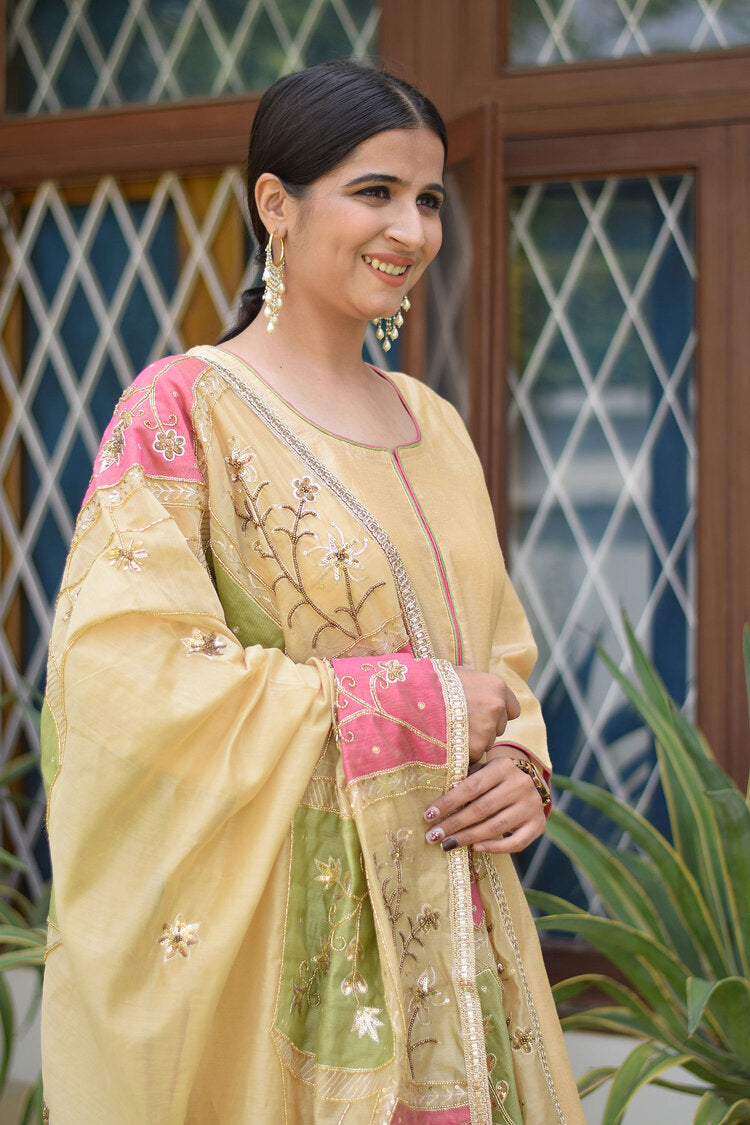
[217,60,447,342]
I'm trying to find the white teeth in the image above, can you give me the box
[364,255,407,276]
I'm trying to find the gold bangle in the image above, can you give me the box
[511,757,551,808]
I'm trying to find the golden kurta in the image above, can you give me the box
[41,346,584,1124]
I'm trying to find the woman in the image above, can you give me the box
[41,61,584,1124]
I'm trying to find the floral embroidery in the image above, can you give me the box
[510,1026,536,1053]
[159,914,200,961]
[93,360,192,478]
[107,540,148,571]
[181,629,227,658]
[98,422,125,470]
[293,476,320,502]
[334,663,445,752]
[314,855,342,890]
[309,524,368,583]
[374,829,445,1077]
[379,658,407,682]
[351,1005,385,1041]
[230,470,384,651]
[152,427,186,461]
[406,965,449,1074]
[292,855,379,1041]
[225,437,257,482]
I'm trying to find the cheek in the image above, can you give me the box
[424,221,443,265]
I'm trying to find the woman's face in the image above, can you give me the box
[283,127,445,325]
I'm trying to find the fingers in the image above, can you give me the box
[504,688,521,723]
[422,758,547,854]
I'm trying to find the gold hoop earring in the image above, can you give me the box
[372,295,410,353]
[262,232,285,332]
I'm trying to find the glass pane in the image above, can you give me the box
[423,164,472,421]
[507,175,697,908]
[510,0,750,65]
[0,167,392,884]
[5,0,380,115]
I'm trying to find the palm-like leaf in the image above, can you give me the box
[528,616,750,1122]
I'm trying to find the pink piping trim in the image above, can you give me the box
[392,447,463,666]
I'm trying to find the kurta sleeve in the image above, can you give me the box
[41,360,336,1120]
[489,565,551,777]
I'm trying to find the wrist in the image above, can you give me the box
[510,756,552,810]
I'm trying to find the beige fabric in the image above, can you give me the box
[41,349,583,1123]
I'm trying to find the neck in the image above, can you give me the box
[230,293,376,391]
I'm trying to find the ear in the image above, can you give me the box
[255,173,293,239]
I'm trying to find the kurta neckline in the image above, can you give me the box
[205,344,423,455]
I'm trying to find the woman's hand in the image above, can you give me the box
[423,746,548,854]
[422,664,548,854]
[453,665,521,764]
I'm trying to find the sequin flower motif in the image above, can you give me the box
[182,629,227,658]
[107,540,148,571]
[351,1006,385,1042]
[379,659,408,683]
[152,428,186,461]
[408,965,448,1023]
[311,524,368,583]
[225,438,257,482]
[293,476,320,502]
[158,914,200,961]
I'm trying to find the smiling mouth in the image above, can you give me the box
[363,255,410,276]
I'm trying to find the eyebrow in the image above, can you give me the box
[344,172,446,197]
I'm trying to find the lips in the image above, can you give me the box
[363,254,411,277]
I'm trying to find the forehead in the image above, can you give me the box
[327,128,445,185]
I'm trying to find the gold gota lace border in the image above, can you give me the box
[434,659,493,1125]
[190,348,434,660]
[200,347,490,1124]
[482,856,567,1125]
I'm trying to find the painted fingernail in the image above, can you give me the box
[425,827,445,843]
[441,837,460,852]
[423,806,440,822]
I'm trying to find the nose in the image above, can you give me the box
[384,201,426,251]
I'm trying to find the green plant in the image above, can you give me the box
[0,694,47,1124]
[526,619,750,1125]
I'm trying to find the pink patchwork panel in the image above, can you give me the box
[84,354,206,502]
[332,654,448,784]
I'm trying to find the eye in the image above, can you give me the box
[356,185,391,200]
[418,193,444,212]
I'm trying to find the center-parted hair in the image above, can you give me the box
[218,60,447,342]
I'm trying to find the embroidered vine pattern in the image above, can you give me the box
[336,660,446,751]
[228,457,384,651]
[374,827,446,1076]
[97,365,187,472]
[291,855,384,1042]
[484,1014,519,1125]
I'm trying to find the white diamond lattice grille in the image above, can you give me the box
[6,0,380,114]
[508,175,697,907]
[510,0,750,65]
[0,170,392,890]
